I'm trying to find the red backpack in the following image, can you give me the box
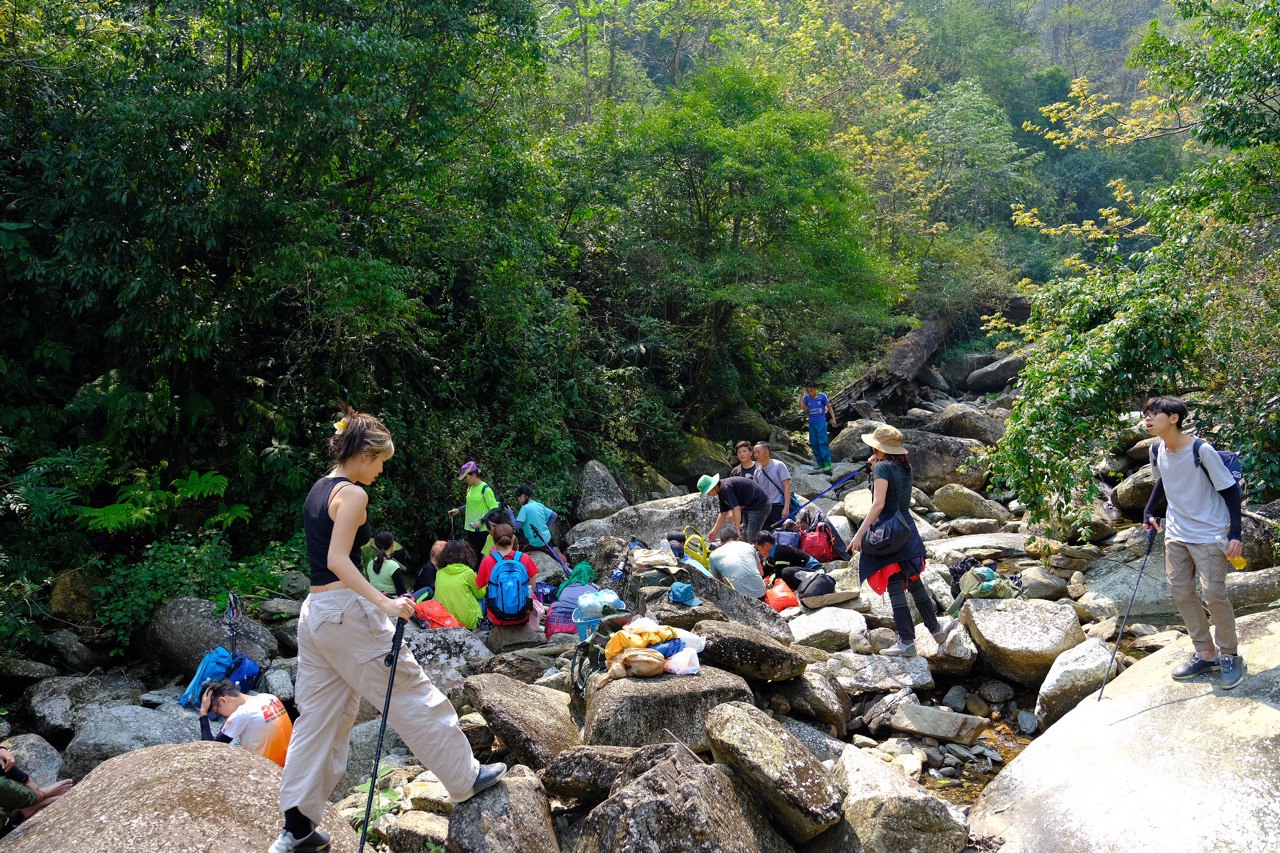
[800,527,838,563]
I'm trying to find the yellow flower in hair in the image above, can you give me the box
[334,418,348,435]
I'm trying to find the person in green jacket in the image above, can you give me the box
[431,540,485,629]
[448,460,499,558]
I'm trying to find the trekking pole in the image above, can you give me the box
[1098,526,1157,702]
[358,616,407,852]
[775,464,870,528]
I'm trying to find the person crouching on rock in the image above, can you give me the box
[0,746,72,839]
[200,679,293,768]
[272,407,505,853]
[849,425,955,656]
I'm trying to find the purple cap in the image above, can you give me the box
[457,460,479,480]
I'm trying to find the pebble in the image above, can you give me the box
[943,755,961,769]
[942,685,968,712]
[965,694,991,718]
[978,678,1014,704]
[939,766,958,778]
[852,734,878,749]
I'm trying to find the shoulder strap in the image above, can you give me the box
[326,478,353,508]
[761,462,784,493]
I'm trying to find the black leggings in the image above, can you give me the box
[465,530,489,561]
[888,566,940,644]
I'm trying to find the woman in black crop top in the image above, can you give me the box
[272,407,505,853]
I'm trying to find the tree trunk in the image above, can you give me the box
[828,317,949,418]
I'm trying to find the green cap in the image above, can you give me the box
[697,473,720,497]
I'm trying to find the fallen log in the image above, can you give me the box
[828,317,948,419]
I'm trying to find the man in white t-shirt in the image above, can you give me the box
[708,529,766,600]
[751,441,793,526]
[1141,396,1245,689]
[200,680,294,767]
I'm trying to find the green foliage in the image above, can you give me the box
[93,531,291,651]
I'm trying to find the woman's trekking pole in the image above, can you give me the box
[1098,527,1157,702]
[358,616,407,852]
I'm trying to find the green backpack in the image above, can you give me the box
[946,566,1025,615]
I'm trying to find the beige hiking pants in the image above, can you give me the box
[1164,540,1239,656]
[279,588,478,824]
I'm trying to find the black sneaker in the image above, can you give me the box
[1171,653,1219,680]
[1219,654,1245,689]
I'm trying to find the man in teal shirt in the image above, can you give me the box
[515,484,568,569]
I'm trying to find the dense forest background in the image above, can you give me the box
[3,0,1278,649]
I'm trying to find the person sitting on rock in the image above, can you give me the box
[363,530,409,596]
[754,531,819,587]
[708,528,767,600]
[476,523,539,627]
[414,539,447,600]
[699,473,772,544]
[431,539,486,630]
[849,424,955,656]
[200,679,294,768]
[514,484,569,570]
[0,747,72,839]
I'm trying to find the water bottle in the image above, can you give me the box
[1215,536,1247,570]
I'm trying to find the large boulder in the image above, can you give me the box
[335,718,410,801]
[913,621,979,678]
[566,492,718,572]
[472,647,562,684]
[23,674,146,745]
[1227,567,1280,609]
[960,599,1087,686]
[0,742,358,853]
[1112,464,1156,516]
[806,745,968,853]
[966,350,1028,392]
[616,464,685,504]
[772,669,853,732]
[45,630,99,673]
[694,620,808,682]
[901,429,987,493]
[658,432,732,487]
[789,607,868,652]
[403,625,493,704]
[925,532,1032,561]
[924,403,1007,446]
[537,745,637,802]
[826,652,934,697]
[942,352,999,390]
[1243,499,1280,568]
[578,460,630,521]
[970,609,1280,852]
[705,702,843,843]
[62,705,200,780]
[146,597,278,676]
[575,757,765,853]
[931,483,1011,522]
[0,733,64,786]
[463,674,580,771]
[707,405,774,445]
[1077,545,1177,620]
[1034,637,1116,727]
[688,569,793,644]
[829,418,885,463]
[583,666,752,753]
[445,765,559,853]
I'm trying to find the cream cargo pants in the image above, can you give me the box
[279,588,478,824]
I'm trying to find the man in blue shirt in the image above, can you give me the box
[799,381,837,473]
[514,484,568,569]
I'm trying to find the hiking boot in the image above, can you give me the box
[822,463,832,473]
[1219,654,1245,689]
[1171,653,1219,681]
[267,827,330,853]
[930,616,957,644]
[450,762,508,804]
[880,641,916,657]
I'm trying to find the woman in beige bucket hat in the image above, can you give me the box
[850,424,955,656]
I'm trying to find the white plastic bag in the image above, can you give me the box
[664,647,700,675]
[671,627,706,652]
[627,616,662,634]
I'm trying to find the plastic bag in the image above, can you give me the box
[764,579,800,612]
[599,647,667,685]
[671,627,706,652]
[628,616,661,634]
[576,590,625,621]
[664,648,700,675]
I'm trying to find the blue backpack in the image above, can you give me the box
[179,646,234,709]
[486,550,532,625]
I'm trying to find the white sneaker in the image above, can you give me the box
[931,616,957,643]
[267,827,330,853]
[881,641,917,657]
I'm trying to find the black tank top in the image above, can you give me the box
[304,476,372,586]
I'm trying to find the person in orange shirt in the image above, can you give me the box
[200,680,294,768]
